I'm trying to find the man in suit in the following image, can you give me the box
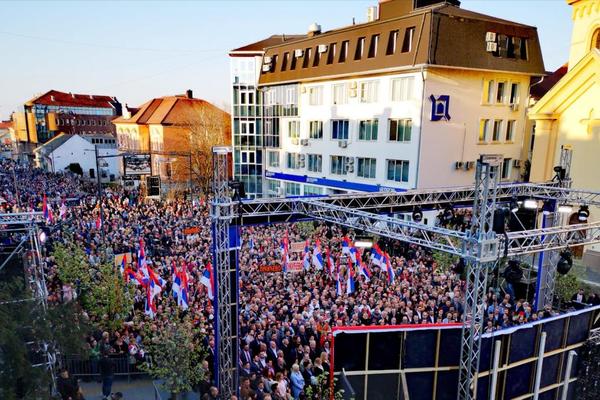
[240,343,253,366]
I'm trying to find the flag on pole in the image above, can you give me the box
[336,266,343,296]
[42,194,53,224]
[120,254,127,277]
[200,262,214,301]
[384,252,395,284]
[326,248,335,276]
[302,240,311,270]
[370,244,383,267]
[356,249,371,282]
[280,233,290,273]
[138,239,146,269]
[346,264,356,295]
[144,286,156,318]
[178,263,189,310]
[312,240,324,270]
[171,261,180,300]
[341,236,352,256]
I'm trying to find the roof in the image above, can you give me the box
[230,34,305,54]
[26,90,119,109]
[33,133,74,153]
[112,95,229,126]
[530,63,569,100]
[257,2,545,85]
[0,120,12,130]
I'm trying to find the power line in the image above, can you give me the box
[0,30,222,54]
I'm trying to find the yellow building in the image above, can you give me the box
[529,0,600,186]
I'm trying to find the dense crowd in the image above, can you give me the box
[2,159,597,400]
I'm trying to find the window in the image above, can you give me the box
[241,121,255,134]
[492,120,503,142]
[496,82,506,103]
[505,120,516,142]
[302,48,311,68]
[304,185,323,195]
[331,120,349,140]
[479,119,490,143]
[308,86,323,105]
[281,52,289,71]
[291,53,298,70]
[501,158,512,180]
[267,179,281,196]
[368,34,379,58]
[509,83,520,105]
[333,84,348,105]
[484,80,495,104]
[285,87,296,105]
[327,43,336,64]
[268,151,280,167]
[309,121,323,139]
[241,150,255,164]
[288,120,300,139]
[330,155,347,175]
[286,182,301,196]
[391,77,414,101]
[313,47,321,67]
[592,28,600,50]
[339,40,349,62]
[355,37,365,60]
[387,159,410,183]
[357,157,377,179]
[286,153,301,169]
[240,90,255,105]
[388,119,412,142]
[360,81,378,103]
[520,38,528,59]
[359,120,378,141]
[507,36,516,58]
[307,154,322,172]
[386,30,399,55]
[401,27,415,53]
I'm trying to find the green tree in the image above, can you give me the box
[139,319,206,400]
[52,241,92,289]
[303,372,345,400]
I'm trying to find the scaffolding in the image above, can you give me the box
[211,151,600,398]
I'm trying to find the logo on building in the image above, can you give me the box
[429,95,451,121]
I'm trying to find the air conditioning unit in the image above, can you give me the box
[509,103,519,111]
[300,139,309,146]
[338,140,348,148]
[262,64,272,72]
[318,44,328,53]
[294,49,304,57]
[485,32,497,42]
[291,138,300,145]
[464,161,475,170]
[263,56,272,64]
[513,159,522,168]
[486,42,498,52]
[455,161,464,170]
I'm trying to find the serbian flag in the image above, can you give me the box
[302,240,311,270]
[138,240,146,269]
[336,268,343,297]
[125,268,144,286]
[341,237,352,256]
[356,250,371,282]
[178,264,189,310]
[171,261,180,300]
[346,265,356,295]
[144,286,156,318]
[120,254,127,277]
[385,252,395,284]
[200,262,214,301]
[280,234,290,273]
[370,244,383,267]
[42,194,53,223]
[312,240,324,270]
[326,248,335,276]
[145,267,164,297]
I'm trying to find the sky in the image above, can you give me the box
[0,0,572,120]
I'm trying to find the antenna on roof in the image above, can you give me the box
[352,17,356,25]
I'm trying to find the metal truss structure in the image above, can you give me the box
[0,211,56,391]
[210,147,600,397]
[210,147,238,398]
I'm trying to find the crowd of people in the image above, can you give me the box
[1,159,597,400]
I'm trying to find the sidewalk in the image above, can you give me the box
[79,378,158,400]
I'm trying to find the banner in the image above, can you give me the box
[114,252,133,266]
[124,154,151,176]
[287,260,304,272]
[259,265,282,273]
[183,226,201,236]
[290,241,306,253]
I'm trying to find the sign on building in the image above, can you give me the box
[124,154,151,176]
[429,95,451,121]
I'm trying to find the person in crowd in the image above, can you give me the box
[56,368,81,400]
[290,364,305,400]
[571,288,587,304]
[99,350,115,400]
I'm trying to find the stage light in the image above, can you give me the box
[38,231,47,244]
[558,204,573,214]
[510,197,520,213]
[557,250,573,275]
[412,206,423,223]
[542,200,554,215]
[523,199,538,209]
[578,205,590,222]
[354,236,373,248]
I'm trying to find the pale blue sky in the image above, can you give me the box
[0,0,571,119]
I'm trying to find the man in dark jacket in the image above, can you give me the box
[99,351,115,399]
[57,368,80,400]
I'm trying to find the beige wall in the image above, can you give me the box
[568,0,600,69]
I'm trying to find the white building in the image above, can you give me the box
[231,0,546,198]
[34,133,120,182]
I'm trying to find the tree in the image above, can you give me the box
[178,102,231,195]
[139,318,206,400]
[303,372,345,400]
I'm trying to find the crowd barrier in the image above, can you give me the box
[61,354,146,381]
[332,305,600,400]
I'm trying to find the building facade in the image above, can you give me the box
[231,0,545,197]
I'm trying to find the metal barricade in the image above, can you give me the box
[61,354,147,382]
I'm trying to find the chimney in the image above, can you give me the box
[186,89,193,99]
[307,22,322,37]
[367,5,378,22]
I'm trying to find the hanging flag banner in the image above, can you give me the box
[114,252,133,266]
[259,265,283,273]
[290,241,306,253]
[286,260,304,272]
[183,226,201,236]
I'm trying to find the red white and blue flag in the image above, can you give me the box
[370,244,384,267]
[384,252,395,284]
[346,264,356,295]
[42,194,53,224]
[137,240,146,269]
[312,240,324,270]
[120,254,127,277]
[178,262,189,310]
[302,240,311,270]
[200,262,214,302]
[171,261,180,300]
[280,233,290,273]
[326,248,335,276]
[356,249,371,282]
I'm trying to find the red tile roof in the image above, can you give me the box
[0,120,12,130]
[26,90,118,109]
[530,63,569,100]
[230,34,305,54]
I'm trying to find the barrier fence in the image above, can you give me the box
[61,354,147,381]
